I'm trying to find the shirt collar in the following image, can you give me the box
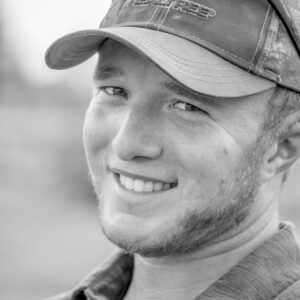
[72,250,133,300]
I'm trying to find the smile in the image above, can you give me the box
[113,170,177,193]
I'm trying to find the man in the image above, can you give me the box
[45,0,300,299]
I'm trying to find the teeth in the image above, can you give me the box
[133,180,144,192]
[153,182,163,191]
[144,181,154,192]
[119,174,173,193]
[163,183,171,190]
[120,175,126,186]
[124,177,133,190]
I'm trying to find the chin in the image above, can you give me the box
[100,214,152,254]
[99,207,180,257]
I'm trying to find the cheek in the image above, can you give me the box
[171,129,242,200]
[176,139,236,177]
[84,109,109,153]
[83,104,119,173]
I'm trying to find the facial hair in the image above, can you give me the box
[92,134,267,258]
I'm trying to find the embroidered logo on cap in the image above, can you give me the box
[127,0,216,19]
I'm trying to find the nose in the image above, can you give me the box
[112,105,163,161]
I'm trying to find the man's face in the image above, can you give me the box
[83,39,274,257]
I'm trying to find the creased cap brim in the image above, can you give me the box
[45,27,276,98]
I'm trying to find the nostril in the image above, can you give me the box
[111,112,163,161]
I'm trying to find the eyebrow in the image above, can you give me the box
[93,66,124,81]
[163,81,221,107]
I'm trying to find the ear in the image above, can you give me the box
[261,121,300,182]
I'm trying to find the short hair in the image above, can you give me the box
[264,87,300,138]
[261,87,300,181]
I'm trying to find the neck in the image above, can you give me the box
[124,195,279,300]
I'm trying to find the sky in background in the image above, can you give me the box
[2,0,111,84]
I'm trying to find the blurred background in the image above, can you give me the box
[0,1,299,300]
[0,1,115,299]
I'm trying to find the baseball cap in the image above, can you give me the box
[45,0,300,98]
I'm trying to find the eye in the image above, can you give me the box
[170,101,208,114]
[101,86,128,98]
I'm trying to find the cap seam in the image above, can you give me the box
[279,0,291,18]
[125,31,250,74]
[144,47,266,84]
[157,6,171,31]
[134,34,263,83]
[117,28,222,64]
[259,10,279,75]
[146,6,160,29]
[178,29,251,66]
[249,4,271,71]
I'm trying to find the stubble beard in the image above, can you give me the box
[92,136,267,258]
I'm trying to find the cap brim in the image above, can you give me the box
[45,27,276,98]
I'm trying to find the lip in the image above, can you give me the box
[110,167,177,186]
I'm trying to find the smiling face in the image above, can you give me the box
[83,39,275,257]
